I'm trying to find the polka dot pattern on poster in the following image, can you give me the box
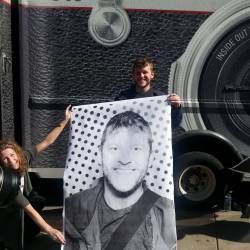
[64,96,173,200]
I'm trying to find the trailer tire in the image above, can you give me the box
[174,151,225,209]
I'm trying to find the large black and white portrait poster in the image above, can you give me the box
[63,96,177,250]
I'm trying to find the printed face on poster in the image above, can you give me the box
[63,96,177,250]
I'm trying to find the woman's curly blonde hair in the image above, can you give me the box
[0,140,27,176]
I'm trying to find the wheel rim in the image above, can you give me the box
[178,164,216,202]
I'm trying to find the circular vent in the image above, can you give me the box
[88,6,131,47]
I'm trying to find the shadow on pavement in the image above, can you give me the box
[177,214,250,243]
[25,234,61,250]
[175,208,213,220]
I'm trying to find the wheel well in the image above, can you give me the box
[173,130,243,169]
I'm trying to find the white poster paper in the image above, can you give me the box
[63,96,177,250]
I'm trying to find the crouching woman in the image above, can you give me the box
[0,106,71,249]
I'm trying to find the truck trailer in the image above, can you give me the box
[0,0,249,209]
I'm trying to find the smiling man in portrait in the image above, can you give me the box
[64,110,176,250]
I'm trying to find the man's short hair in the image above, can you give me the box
[100,111,152,150]
[133,57,154,72]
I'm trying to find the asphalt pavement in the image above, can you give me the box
[25,206,250,250]
[176,208,250,250]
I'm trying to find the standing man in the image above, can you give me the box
[115,57,182,130]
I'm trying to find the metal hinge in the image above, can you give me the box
[1,51,11,74]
